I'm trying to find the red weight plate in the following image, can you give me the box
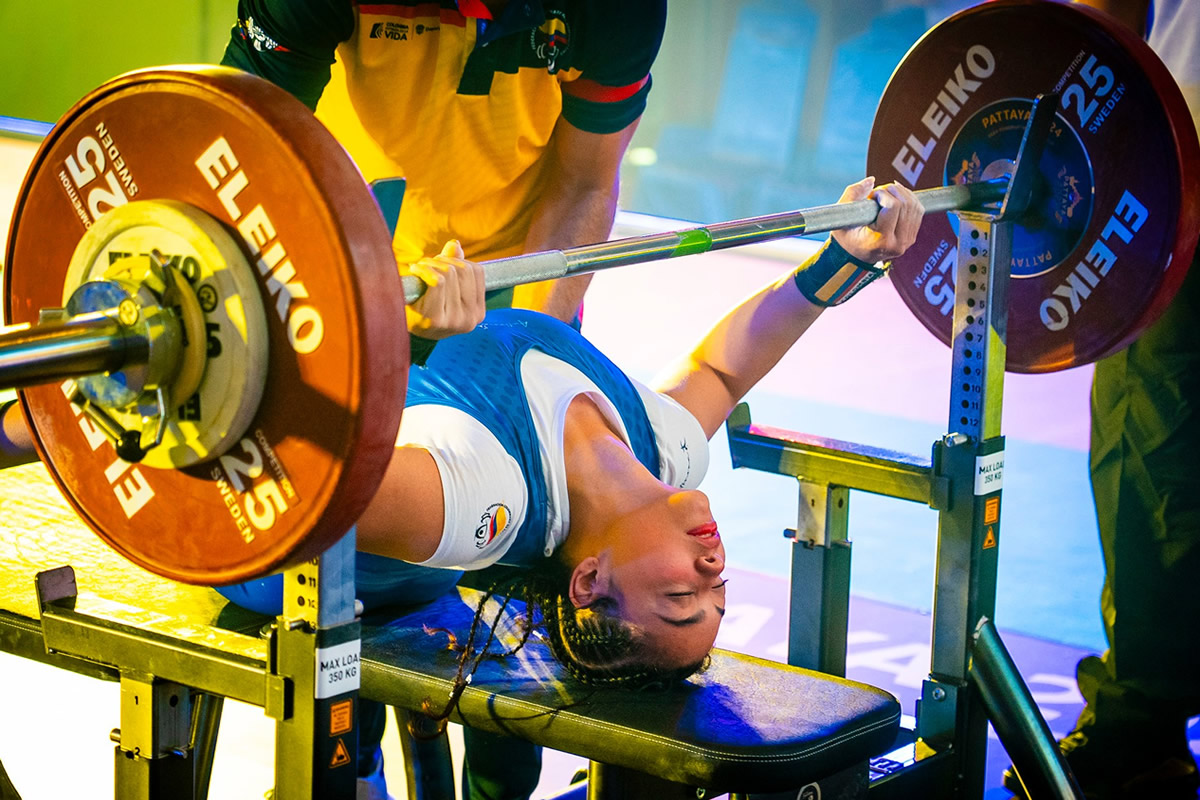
[3,67,407,584]
[867,0,1200,373]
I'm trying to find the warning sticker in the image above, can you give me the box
[983,526,998,549]
[330,737,351,768]
[984,496,1000,525]
[330,699,353,736]
[974,451,1004,495]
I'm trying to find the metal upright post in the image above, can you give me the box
[112,674,196,800]
[272,528,360,799]
[786,481,852,677]
[917,213,1012,798]
[917,94,1080,798]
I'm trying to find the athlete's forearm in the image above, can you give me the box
[511,117,638,323]
[0,398,35,467]
[512,183,616,321]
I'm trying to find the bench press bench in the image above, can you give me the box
[0,460,901,799]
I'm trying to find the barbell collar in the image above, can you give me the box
[0,313,144,390]
[400,180,1009,304]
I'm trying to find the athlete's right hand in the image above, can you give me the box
[402,240,486,340]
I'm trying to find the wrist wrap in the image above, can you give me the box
[793,237,887,306]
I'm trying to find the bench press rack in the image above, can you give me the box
[725,98,1082,799]
[0,97,1079,800]
[7,0,1199,791]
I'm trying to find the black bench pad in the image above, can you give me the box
[362,590,900,794]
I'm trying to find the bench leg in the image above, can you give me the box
[393,708,455,800]
[189,692,223,800]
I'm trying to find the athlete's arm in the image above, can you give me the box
[0,400,33,464]
[654,179,924,438]
[356,445,447,562]
[511,117,640,322]
[220,0,353,109]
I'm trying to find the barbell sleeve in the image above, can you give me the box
[400,179,1010,304]
[0,313,144,391]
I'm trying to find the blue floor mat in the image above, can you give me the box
[721,565,1200,797]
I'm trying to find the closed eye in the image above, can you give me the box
[669,580,727,598]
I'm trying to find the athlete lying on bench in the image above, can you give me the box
[1,177,922,697]
[0,177,920,797]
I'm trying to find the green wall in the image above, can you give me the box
[0,1,234,124]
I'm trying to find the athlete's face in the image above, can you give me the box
[574,489,727,670]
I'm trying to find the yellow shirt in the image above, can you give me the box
[224,0,665,263]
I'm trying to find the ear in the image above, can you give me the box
[567,555,612,609]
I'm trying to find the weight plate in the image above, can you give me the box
[3,67,407,584]
[867,0,1200,373]
[62,200,270,470]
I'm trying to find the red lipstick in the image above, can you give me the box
[687,521,720,542]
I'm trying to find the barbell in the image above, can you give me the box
[1,0,1196,584]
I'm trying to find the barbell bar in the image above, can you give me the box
[0,312,132,390]
[0,177,1010,397]
[400,180,1010,303]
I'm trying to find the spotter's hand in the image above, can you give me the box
[831,177,924,264]
[402,240,486,340]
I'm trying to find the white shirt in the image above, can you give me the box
[396,349,709,570]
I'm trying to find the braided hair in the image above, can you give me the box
[518,560,711,689]
[413,559,711,735]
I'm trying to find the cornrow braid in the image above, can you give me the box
[412,587,519,737]
[413,559,712,734]
[515,561,711,691]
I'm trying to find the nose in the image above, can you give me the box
[696,551,724,576]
